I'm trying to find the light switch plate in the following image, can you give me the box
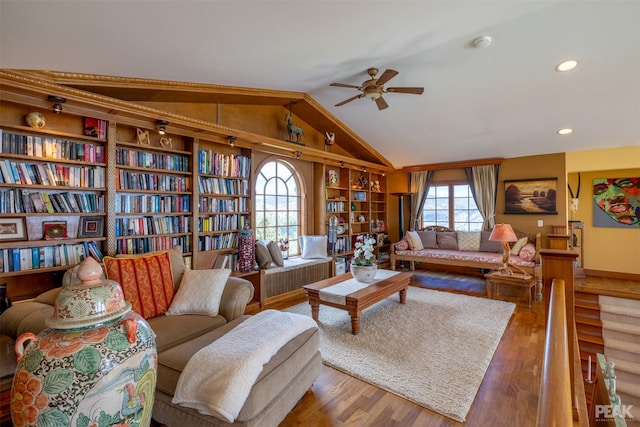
[537,220,543,227]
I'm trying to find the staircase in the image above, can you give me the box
[599,295,640,422]
[575,291,603,408]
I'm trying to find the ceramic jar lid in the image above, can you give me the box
[47,257,131,329]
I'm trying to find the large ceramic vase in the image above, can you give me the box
[350,263,377,283]
[11,257,157,427]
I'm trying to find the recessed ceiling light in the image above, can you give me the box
[556,60,578,72]
[557,128,573,135]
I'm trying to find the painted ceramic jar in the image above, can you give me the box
[11,257,157,427]
[350,263,377,283]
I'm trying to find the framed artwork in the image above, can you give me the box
[43,220,68,240]
[0,218,27,242]
[78,216,104,238]
[593,177,640,228]
[504,178,558,214]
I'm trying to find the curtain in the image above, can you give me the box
[465,164,499,230]
[409,170,433,231]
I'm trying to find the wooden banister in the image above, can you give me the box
[538,278,573,426]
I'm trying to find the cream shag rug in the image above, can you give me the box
[284,286,515,422]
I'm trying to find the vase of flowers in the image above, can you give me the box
[351,235,377,283]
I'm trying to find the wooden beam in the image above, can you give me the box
[402,157,503,172]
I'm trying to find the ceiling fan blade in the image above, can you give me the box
[335,94,363,107]
[386,87,425,95]
[330,82,361,89]
[375,96,389,110]
[375,69,398,86]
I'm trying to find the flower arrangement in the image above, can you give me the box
[352,235,377,266]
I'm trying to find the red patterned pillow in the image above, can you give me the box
[103,251,175,319]
[519,243,537,262]
[394,238,409,251]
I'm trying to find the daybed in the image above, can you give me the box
[391,226,541,281]
[0,247,321,427]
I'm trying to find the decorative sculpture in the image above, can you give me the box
[284,113,304,143]
[324,132,335,146]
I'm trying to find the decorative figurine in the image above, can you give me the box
[284,113,304,143]
[324,132,335,146]
[25,112,46,129]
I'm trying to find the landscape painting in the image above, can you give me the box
[504,178,558,214]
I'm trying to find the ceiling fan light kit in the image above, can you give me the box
[473,36,492,48]
[331,67,424,110]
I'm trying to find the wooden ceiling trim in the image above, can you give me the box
[402,157,504,172]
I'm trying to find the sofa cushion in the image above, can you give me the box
[147,313,228,353]
[436,232,458,250]
[255,241,273,269]
[519,243,537,262]
[510,236,529,255]
[394,238,409,251]
[104,251,175,319]
[299,235,328,259]
[267,241,284,267]
[166,269,231,317]
[479,230,503,253]
[405,230,424,250]
[416,230,437,249]
[457,231,481,251]
[116,246,185,290]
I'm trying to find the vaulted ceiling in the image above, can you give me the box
[1,1,639,168]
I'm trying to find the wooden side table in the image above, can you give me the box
[485,271,537,307]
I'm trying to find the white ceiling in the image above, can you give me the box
[1,1,639,168]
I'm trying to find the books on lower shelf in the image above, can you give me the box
[0,241,103,273]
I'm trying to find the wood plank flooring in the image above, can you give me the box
[278,268,547,427]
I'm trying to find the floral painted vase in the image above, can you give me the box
[11,257,157,427]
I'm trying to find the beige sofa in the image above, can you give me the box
[0,251,321,427]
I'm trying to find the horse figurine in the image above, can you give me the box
[285,113,304,143]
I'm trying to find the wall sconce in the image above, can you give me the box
[339,161,345,168]
[157,120,168,135]
[295,151,301,160]
[361,166,367,173]
[228,136,236,147]
[48,95,66,114]
[381,171,386,176]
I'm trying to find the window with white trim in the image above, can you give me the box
[422,183,483,231]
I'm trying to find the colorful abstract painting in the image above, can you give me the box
[593,177,640,228]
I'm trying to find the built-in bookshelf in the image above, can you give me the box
[0,120,107,276]
[195,142,251,268]
[114,127,193,255]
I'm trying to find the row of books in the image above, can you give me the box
[116,147,190,172]
[116,170,190,192]
[213,253,238,271]
[0,130,105,163]
[115,216,191,237]
[199,196,248,213]
[0,189,103,214]
[198,150,251,178]
[331,236,352,254]
[0,159,105,188]
[115,236,191,255]
[198,214,248,233]
[197,176,249,196]
[198,233,238,251]
[115,194,191,214]
[0,241,103,273]
[327,201,346,212]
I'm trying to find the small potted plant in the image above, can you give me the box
[351,235,377,283]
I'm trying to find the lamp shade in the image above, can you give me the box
[489,223,518,243]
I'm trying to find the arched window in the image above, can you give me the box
[254,160,301,256]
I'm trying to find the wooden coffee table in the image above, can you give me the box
[303,270,413,335]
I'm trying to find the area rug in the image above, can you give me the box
[283,286,515,422]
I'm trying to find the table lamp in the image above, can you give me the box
[489,223,526,276]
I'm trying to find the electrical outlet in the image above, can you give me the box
[537,220,543,227]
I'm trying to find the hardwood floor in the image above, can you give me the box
[278,268,547,427]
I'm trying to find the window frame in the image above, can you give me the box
[421,181,483,231]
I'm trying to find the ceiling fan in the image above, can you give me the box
[330,68,424,110]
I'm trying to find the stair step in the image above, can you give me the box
[578,332,604,346]
[576,322,603,336]
[578,341,605,356]
[575,306,601,319]
[575,315,602,327]
[575,300,600,311]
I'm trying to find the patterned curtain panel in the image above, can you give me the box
[409,170,433,231]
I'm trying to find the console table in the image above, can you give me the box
[485,271,537,308]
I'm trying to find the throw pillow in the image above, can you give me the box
[457,231,481,251]
[479,230,503,253]
[436,232,458,250]
[116,246,185,290]
[165,268,231,317]
[416,230,437,249]
[103,251,175,319]
[510,237,529,256]
[255,241,273,269]
[405,230,424,250]
[299,235,328,259]
[519,243,537,262]
[394,238,409,251]
[267,240,284,267]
